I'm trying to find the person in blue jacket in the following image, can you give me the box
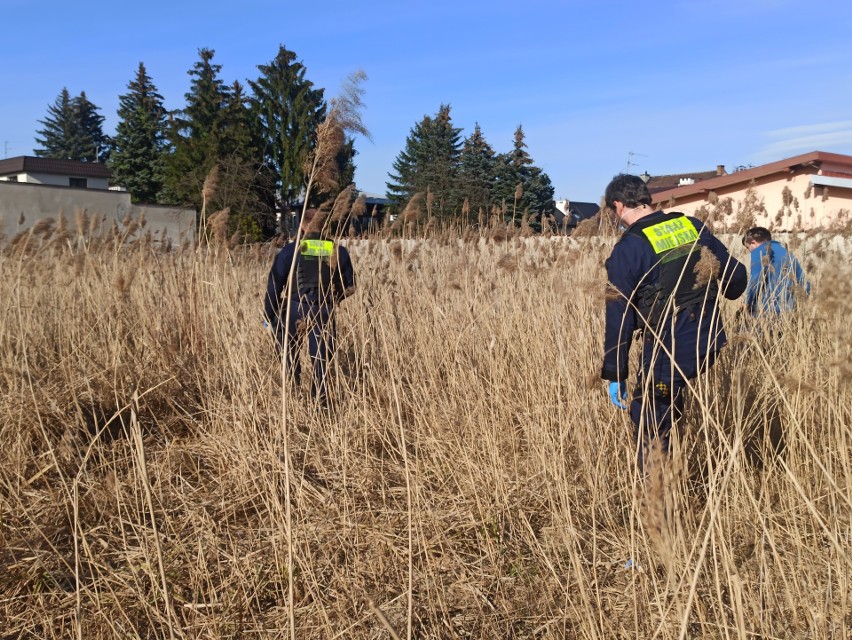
[601,174,748,470]
[264,208,356,400]
[742,226,810,317]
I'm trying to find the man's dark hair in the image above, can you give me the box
[742,226,771,246]
[604,173,653,209]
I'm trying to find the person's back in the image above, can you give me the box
[602,174,748,470]
[743,228,810,317]
[264,208,356,400]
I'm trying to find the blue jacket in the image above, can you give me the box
[602,211,747,385]
[746,240,810,316]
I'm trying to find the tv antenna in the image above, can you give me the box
[627,151,647,173]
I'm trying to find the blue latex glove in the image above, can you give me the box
[608,381,628,409]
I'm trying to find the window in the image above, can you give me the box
[69,177,87,188]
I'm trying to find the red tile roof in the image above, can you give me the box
[651,151,852,204]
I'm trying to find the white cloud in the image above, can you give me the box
[755,121,852,160]
[765,120,852,138]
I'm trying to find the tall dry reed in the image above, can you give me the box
[0,228,850,638]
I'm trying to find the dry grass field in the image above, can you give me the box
[1,219,850,639]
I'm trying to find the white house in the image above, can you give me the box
[0,156,112,190]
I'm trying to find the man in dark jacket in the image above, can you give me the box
[264,208,356,400]
[601,174,748,469]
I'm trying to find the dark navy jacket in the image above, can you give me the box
[602,211,747,385]
[264,236,355,324]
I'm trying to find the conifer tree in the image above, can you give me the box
[386,114,432,209]
[387,104,462,218]
[34,88,76,159]
[493,125,554,220]
[35,88,109,162]
[110,63,167,202]
[249,45,326,210]
[458,124,497,223]
[219,81,254,158]
[162,48,231,211]
[74,92,110,162]
[213,80,276,239]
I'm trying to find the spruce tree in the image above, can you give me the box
[184,48,229,136]
[249,45,326,210]
[34,88,76,159]
[493,125,554,220]
[458,124,497,223]
[74,92,110,162]
[387,104,462,219]
[421,104,462,218]
[163,48,231,211]
[386,114,432,209]
[110,63,167,202]
[219,81,254,158]
[214,80,276,239]
[35,88,109,162]
[522,165,556,218]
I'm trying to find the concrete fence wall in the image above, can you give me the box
[0,181,195,245]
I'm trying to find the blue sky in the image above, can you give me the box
[2,0,851,202]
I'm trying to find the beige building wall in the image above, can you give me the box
[0,181,195,245]
[657,172,852,231]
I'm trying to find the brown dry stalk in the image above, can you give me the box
[0,230,849,639]
[305,209,329,235]
[208,208,231,245]
[401,193,424,224]
[351,193,367,220]
[330,185,355,223]
[202,165,219,206]
[693,246,721,288]
[496,252,518,272]
[310,116,346,195]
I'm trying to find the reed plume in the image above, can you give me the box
[303,70,370,206]
[305,209,329,235]
[74,209,88,237]
[200,165,220,239]
[351,193,367,220]
[330,185,355,224]
[208,208,231,245]
[31,218,55,239]
[401,192,424,224]
[693,246,721,288]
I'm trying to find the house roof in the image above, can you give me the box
[568,201,600,220]
[553,200,599,226]
[646,170,721,193]
[651,151,852,204]
[357,191,390,205]
[0,155,112,179]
